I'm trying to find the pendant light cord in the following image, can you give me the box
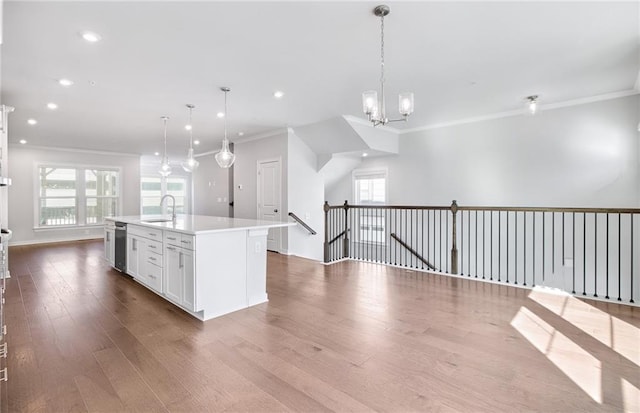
[188,106,194,150]
[163,117,168,159]
[380,12,386,120]
[223,90,228,143]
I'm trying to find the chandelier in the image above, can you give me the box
[362,4,414,127]
[158,116,172,177]
[181,104,199,172]
[215,87,236,168]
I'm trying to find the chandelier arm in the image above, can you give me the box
[385,117,410,124]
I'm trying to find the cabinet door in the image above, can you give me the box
[182,249,195,311]
[105,229,115,266]
[164,246,182,304]
[126,235,139,277]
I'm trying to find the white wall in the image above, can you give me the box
[233,130,288,252]
[7,146,140,244]
[287,131,324,261]
[192,154,230,217]
[327,95,640,208]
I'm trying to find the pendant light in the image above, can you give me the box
[181,104,199,172]
[215,87,236,168]
[159,116,172,177]
[362,5,414,127]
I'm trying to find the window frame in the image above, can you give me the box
[352,168,388,245]
[34,163,122,230]
[139,162,192,216]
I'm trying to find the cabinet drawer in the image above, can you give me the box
[164,231,195,250]
[145,240,163,255]
[146,263,163,293]
[164,231,181,245]
[179,235,195,250]
[146,254,161,266]
[129,225,163,240]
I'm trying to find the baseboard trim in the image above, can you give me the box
[9,235,102,247]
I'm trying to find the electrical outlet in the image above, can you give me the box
[255,242,260,253]
[217,197,222,202]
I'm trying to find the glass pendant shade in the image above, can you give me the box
[215,87,236,169]
[158,116,172,177]
[181,104,199,172]
[399,92,414,116]
[362,90,378,116]
[215,139,235,168]
[181,148,199,172]
[159,156,172,177]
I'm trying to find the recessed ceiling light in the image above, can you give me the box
[27,119,37,125]
[273,91,284,99]
[47,102,58,110]
[19,139,27,144]
[185,124,192,131]
[154,152,160,156]
[362,152,368,157]
[238,132,244,136]
[217,112,225,118]
[81,31,102,43]
[193,140,200,145]
[58,78,74,87]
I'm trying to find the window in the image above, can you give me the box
[141,175,188,215]
[354,170,386,205]
[37,165,120,227]
[353,169,387,244]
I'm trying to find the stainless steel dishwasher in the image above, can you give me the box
[114,221,127,272]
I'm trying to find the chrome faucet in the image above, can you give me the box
[160,194,176,222]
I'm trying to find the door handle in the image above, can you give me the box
[274,209,278,213]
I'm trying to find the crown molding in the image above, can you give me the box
[9,143,140,157]
[400,89,640,134]
[342,115,401,134]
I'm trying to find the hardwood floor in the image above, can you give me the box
[3,239,639,412]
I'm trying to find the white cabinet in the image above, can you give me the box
[104,227,115,267]
[126,235,142,278]
[164,231,195,311]
[127,225,163,294]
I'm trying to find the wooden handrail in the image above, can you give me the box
[390,233,437,271]
[288,212,317,235]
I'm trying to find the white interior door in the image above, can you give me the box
[257,159,281,252]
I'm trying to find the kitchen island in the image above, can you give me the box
[104,215,294,321]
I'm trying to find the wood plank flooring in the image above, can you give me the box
[3,239,639,412]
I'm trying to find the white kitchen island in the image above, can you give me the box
[104,215,294,321]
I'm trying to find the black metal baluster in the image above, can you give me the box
[631,214,635,304]
[475,210,478,278]
[404,209,408,267]
[490,210,493,281]
[552,212,555,275]
[583,212,586,296]
[524,211,527,286]
[421,209,425,270]
[533,211,535,287]
[446,210,449,273]
[427,209,431,269]
[498,211,502,282]
[618,213,621,301]
[515,212,518,285]
[468,210,471,277]
[594,214,597,297]
[543,212,545,283]
[482,211,485,279]
[461,210,464,275]
[572,212,576,294]
[606,214,609,299]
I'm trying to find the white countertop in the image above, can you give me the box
[105,215,295,235]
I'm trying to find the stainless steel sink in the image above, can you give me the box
[141,218,173,223]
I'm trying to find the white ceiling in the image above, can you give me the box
[2,1,638,157]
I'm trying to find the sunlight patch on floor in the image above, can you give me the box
[529,288,640,367]
[511,306,602,403]
[621,378,640,413]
